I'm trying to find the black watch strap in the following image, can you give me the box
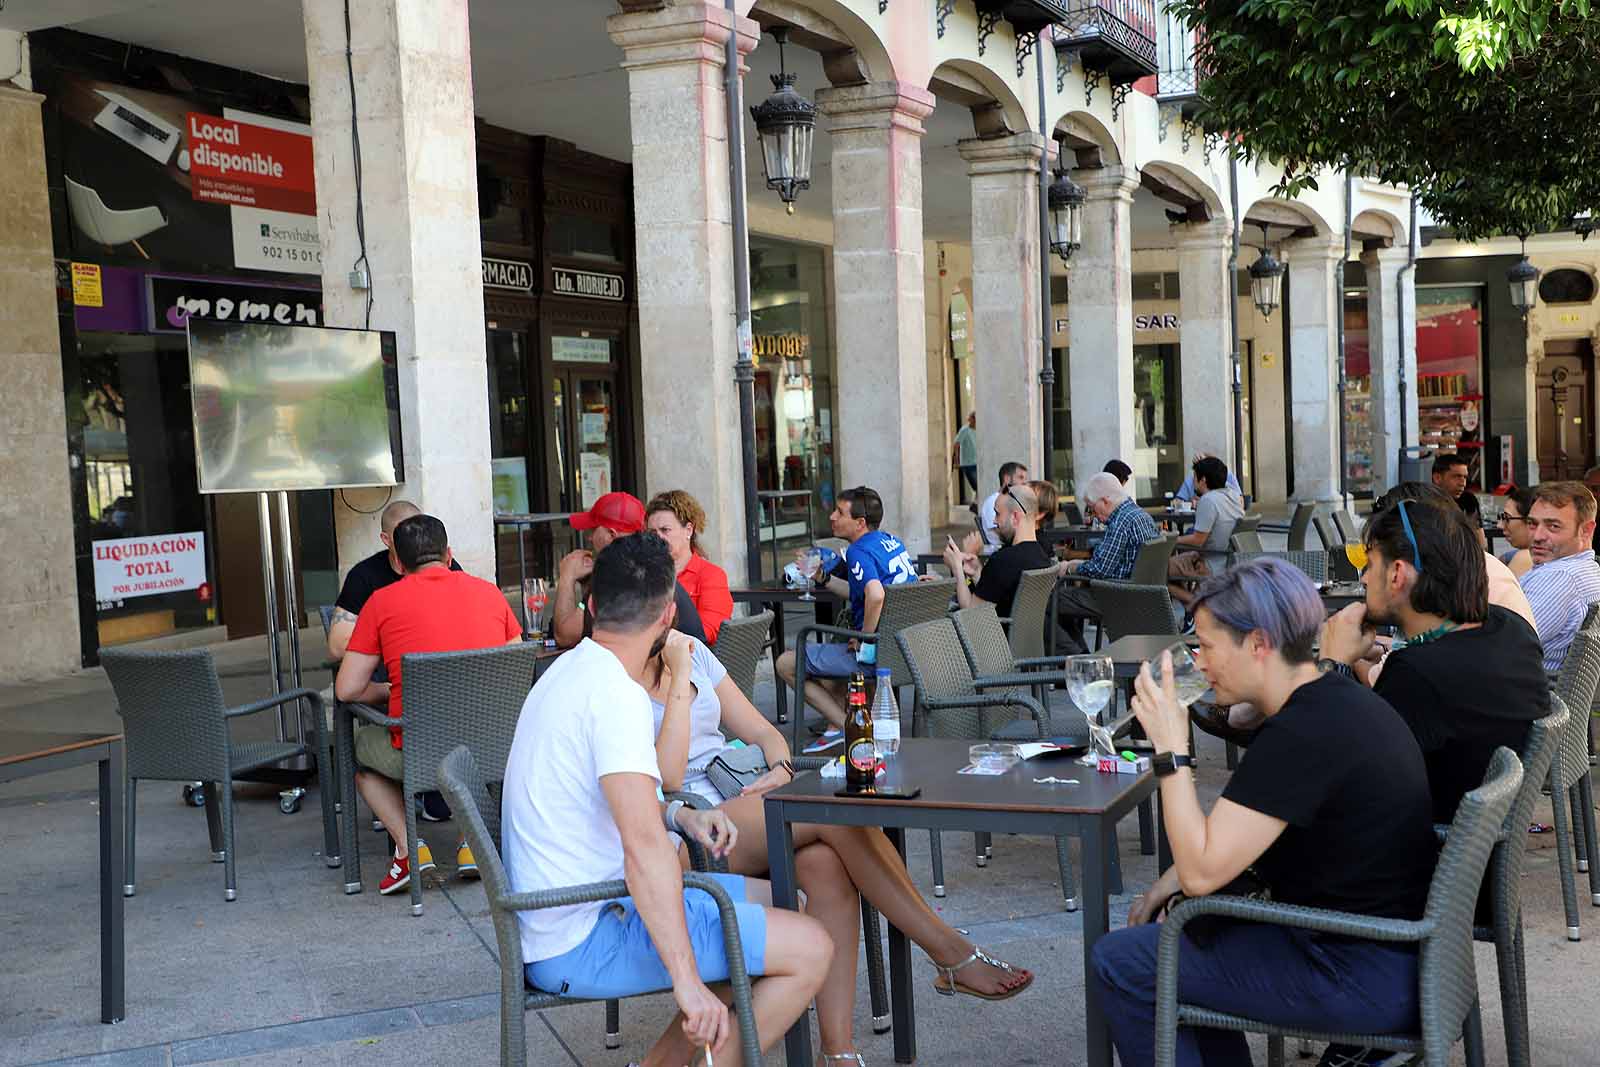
[1317,658,1355,680]
[1153,752,1196,777]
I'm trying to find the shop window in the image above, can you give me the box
[1133,344,1183,498]
[1131,272,1182,301]
[479,169,531,247]
[1416,286,1486,484]
[547,212,622,263]
[1342,294,1375,494]
[1538,268,1596,306]
[487,328,532,514]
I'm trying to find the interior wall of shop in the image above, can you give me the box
[1525,250,1600,484]
[0,80,81,683]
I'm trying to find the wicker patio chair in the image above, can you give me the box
[334,642,540,915]
[788,578,955,749]
[711,610,772,701]
[1009,565,1063,661]
[1057,538,1175,651]
[1090,581,1178,644]
[948,603,1082,909]
[1154,747,1523,1067]
[100,647,339,902]
[437,746,760,1067]
[1332,508,1361,544]
[1549,628,1600,940]
[1228,529,1265,555]
[1232,550,1330,584]
[1286,502,1317,550]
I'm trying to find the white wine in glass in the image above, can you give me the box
[1066,653,1116,740]
[1151,642,1209,706]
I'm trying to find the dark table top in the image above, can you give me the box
[1099,633,1198,672]
[1319,582,1366,609]
[729,585,842,604]
[0,730,121,768]
[767,737,1152,817]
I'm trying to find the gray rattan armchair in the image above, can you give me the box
[1056,538,1176,651]
[1233,550,1330,584]
[788,578,956,749]
[1549,628,1600,939]
[1286,501,1317,550]
[1009,565,1064,661]
[1153,747,1523,1067]
[334,642,540,915]
[1332,508,1360,544]
[1090,581,1178,644]
[100,647,339,902]
[437,746,761,1067]
[711,610,773,701]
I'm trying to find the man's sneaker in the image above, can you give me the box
[457,841,479,880]
[416,790,452,822]
[379,854,410,895]
[1318,1045,1420,1067]
[414,839,437,875]
[803,727,845,754]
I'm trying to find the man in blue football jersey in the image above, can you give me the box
[778,486,917,752]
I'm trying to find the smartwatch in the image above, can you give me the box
[1152,752,1197,778]
[1317,658,1355,680]
[663,799,687,833]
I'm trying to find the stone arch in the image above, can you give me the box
[928,57,1030,138]
[1241,196,1332,243]
[1140,160,1226,223]
[747,0,897,85]
[1051,109,1122,168]
[1351,208,1407,249]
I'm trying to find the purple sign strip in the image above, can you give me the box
[73,265,146,333]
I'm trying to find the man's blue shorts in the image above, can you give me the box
[804,642,861,679]
[524,873,767,1000]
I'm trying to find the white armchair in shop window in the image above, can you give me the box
[66,176,168,260]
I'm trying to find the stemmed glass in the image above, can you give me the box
[797,549,822,602]
[523,577,549,640]
[1066,654,1116,757]
[1147,641,1209,707]
[1343,541,1368,581]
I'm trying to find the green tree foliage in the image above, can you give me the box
[1169,0,1599,239]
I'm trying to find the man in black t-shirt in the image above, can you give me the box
[1321,491,1547,825]
[1432,452,1485,549]
[1090,558,1437,1067]
[327,500,464,659]
[943,483,1052,618]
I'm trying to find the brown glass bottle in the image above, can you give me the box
[844,670,875,793]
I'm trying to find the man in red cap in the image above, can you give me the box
[553,491,707,648]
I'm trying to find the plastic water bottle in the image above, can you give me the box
[871,667,901,758]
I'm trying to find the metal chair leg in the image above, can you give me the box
[1578,773,1600,904]
[604,998,621,1049]
[1463,997,1487,1067]
[1574,787,1590,874]
[406,787,424,917]
[219,781,238,901]
[862,900,890,1034]
[929,829,946,897]
[123,777,137,897]
[203,779,225,860]
[1266,1035,1286,1067]
[974,831,988,868]
[1553,779,1581,940]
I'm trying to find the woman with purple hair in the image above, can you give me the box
[1089,558,1439,1067]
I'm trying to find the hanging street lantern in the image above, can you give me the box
[1507,238,1540,316]
[1047,167,1086,265]
[1248,224,1285,319]
[750,28,815,215]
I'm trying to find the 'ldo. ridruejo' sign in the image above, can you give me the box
[93,532,208,602]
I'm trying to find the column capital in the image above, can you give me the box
[1072,165,1140,203]
[1173,217,1235,251]
[957,132,1046,176]
[817,81,936,135]
[1285,232,1345,264]
[607,1,758,68]
[1360,244,1412,271]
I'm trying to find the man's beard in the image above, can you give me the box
[648,627,670,659]
[998,526,1015,546]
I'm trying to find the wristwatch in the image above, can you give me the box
[1317,658,1355,680]
[663,799,687,833]
[1152,752,1197,778]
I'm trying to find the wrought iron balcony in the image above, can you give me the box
[1052,0,1159,83]
[973,0,1072,35]
[1156,65,1200,102]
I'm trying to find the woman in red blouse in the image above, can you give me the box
[645,489,734,645]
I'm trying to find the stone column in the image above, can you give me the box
[1067,166,1140,496]
[1362,246,1417,491]
[1175,218,1236,471]
[303,0,494,577]
[1285,235,1345,502]
[609,2,756,578]
[817,81,936,550]
[959,133,1046,488]
[0,86,79,680]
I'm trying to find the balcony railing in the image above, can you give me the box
[1052,0,1159,82]
[1156,65,1201,101]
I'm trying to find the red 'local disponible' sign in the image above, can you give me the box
[186,113,316,215]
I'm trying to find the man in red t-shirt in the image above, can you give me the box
[335,513,522,895]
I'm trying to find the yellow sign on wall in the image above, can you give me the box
[71,262,103,308]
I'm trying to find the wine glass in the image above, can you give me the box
[798,549,821,602]
[1148,641,1209,707]
[1343,541,1368,579]
[523,577,549,640]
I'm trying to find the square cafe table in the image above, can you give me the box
[728,584,840,724]
[0,730,126,1022]
[764,738,1155,1066]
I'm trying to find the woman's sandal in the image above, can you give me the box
[821,1054,867,1065]
[930,946,1033,1001]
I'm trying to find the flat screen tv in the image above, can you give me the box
[187,320,404,494]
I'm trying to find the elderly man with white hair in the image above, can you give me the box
[1056,471,1162,653]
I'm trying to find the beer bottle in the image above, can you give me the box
[845,671,876,792]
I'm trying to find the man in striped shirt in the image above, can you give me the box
[1517,481,1600,672]
[1055,471,1162,653]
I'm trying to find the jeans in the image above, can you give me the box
[1090,920,1419,1067]
[959,464,978,495]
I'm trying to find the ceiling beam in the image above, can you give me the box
[1140,170,1211,222]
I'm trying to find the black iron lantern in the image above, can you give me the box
[749,28,815,215]
[1507,238,1540,316]
[1248,225,1285,319]
[1047,168,1086,265]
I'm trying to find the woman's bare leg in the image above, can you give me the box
[794,841,862,1061]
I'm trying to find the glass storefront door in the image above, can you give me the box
[550,333,621,514]
[487,325,533,514]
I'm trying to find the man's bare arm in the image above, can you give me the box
[326,607,358,659]
[334,649,389,705]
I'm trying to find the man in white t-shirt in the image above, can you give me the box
[501,533,829,1065]
[979,460,1030,553]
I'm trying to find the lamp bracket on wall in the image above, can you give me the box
[1015,31,1037,78]
[977,8,1001,55]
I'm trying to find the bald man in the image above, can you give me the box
[326,499,463,659]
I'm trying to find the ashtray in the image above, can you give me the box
[969,742,1021,773]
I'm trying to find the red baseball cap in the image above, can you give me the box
[570,491,646,534]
